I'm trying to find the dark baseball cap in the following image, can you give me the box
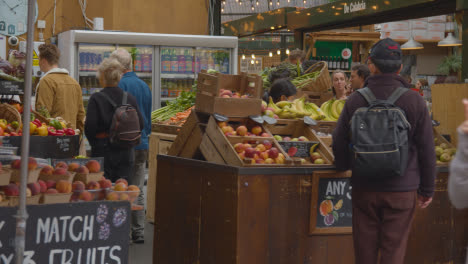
[368,38,402,66]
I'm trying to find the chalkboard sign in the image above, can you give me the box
[278,141,319,157]
[309,170,352,235]
[0,201,130,263]
[1,135,80,159]
[0,80,24,94]
[52,157,104,170]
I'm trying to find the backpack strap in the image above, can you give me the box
[99,92,117,109]
[122,92,128,105]
[357,87,377,105]
[386,87,408,105]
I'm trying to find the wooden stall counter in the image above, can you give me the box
[153,155,468,264]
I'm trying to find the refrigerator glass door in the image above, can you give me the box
[118,45,153,91]
[78,43,116,108]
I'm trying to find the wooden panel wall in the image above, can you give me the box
[432,84,468,145]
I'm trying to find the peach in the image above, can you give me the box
[278,153,285,160]
[79,191,93,201]
[244,144,252,149]
[98,179,112,189]
[27,182,41,196]
[261,133,270,138]
[3,183,19,196]
[40,165,54,176]
[115,178,128,187]
[55,162,68,170]
[72,181,86,191]
[86,181,101,190]
[75,165,89,175]
[262,140,272,150]
[10,159,20,170]
[46,188,58,194]
[85,160,101,173]
[98,189,107,200]
[221,126,234,134]
[28,158,38,170]
[106,192,119,201]
[255,159,265,164]
[56,180,72,193]
[127,185,140,192]
[53,168,69,176]
[236,126,248,136]
[217,121,227,128]
[114,182,127,191]
[119,193,130,201]
[68,163,80,172]
[260,152,269,160]
[46,180,56,189]
[37,180,47,193]
[265,158,275,164]
[234,143,245,153]
[251,126,262,136]
[238,152,245,160]
[256,144,266,152]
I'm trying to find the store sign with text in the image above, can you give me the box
[0,201,130,264]
[343,1,367,14]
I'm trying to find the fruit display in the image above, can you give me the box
[218,89,253,98]
[106,178,140,203]
[217,120,271,138]
[320,99,345,121]
[434,138,456,164]
[264,97,326,120]
[232,140,287,165]
[0,117,78,137]
[273,133,329,165]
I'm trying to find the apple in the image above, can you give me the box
[298,136,309,141]
[262,140,272,150]
[221,126,234,134]
[310,152,322,161]
[251,126,262,136]
[273,135,283,141]
[27,182,41,196]
[4,183,19,196]
[217,121,227,128]
[265,110,275,118]
[260,152,269,160]
[244,144,252,149]
[266,107,275,112]
[37,180,47,193]
[46,180,56,189]
[255,159,265,164]
[232,94,240,98]
[291,138,299,142]
[236,126,248,136]
[283,137,291,142]
[234,143,246,153]
[268,148,279,159]
[10,159,21,170]
[260,133,270,138]
[245,148,256,158]
[238,152,245,160]
[261,101,268,112]
[314,159,325,165]
[256,144,266,152]
[264,158,275,164]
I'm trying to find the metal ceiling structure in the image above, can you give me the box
[221,0,328,23]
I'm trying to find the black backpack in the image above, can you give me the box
[100,92,141,148]
[350,87,411,179]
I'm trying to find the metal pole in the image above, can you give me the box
[15,0,36,262]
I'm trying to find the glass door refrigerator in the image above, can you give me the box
[58,30,238,110]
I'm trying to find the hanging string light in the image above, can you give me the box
[303,0,306,4]
[242,54,246,60]
[270,0,273,5]
[239,0,242,5]
[256,0,259,5]
[269,52,273,57]
[288,0,290,2]
[221,7,224,12]
[251,54,256,59]
[251,59,255,64]
[286,49,290,55]
[277,49,281,55]
[277,0,280,6]
[251,3,255,10]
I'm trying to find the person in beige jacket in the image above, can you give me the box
[36,44,85,133]
[448,99,468,264]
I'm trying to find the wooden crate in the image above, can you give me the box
[433,127,455,167]
[308,121,337,135]
[151,123,181,134]
[195,71,263,117]
[146,131,177,223]
[202,116,292,167]
[167,111,208,158]
[264,120,334,166]
[296,90,333,106]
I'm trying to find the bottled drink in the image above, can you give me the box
[142,51,151,72]
[200,51,208,71]
[332,56,337,70]
[327,56,332,70]
[161,79,168,98]
[162,49,171,73]
[170,49,179,73]
[207,51,215,70]
[177,49,186,73]
[134,52,142,72]
[185,49,193,74]
[345,59,349,70]
[214,52,221,72]
[195,51,201,73]
[222,56,229,74]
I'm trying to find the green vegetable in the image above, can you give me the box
[49,119,63,129]
[152,87,197,123]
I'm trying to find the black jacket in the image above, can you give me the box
[332,74,436,197]
[85,86,144,146]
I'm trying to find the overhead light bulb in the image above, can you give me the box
[303,0,306,4]
[252,5,255,10]
[270,1,273,5]
[251,59,255,64]
[438,33,462,47]
[255,60,259,64]
[269,52,273,57]
[286,49,290,55]
[251,54,256,59]
[277,49,281,55]
[288,0,290,2]
[401,37,424,50]
[277,0,280,6]
[239,1,242,5]
[221,8,224,12]
[242,54,246,60]
[256,0,259,5]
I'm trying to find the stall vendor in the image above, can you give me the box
[331,70,349,100]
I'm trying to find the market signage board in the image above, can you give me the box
[0,80,24,95]
[0,201,130,263]
[309,170,352,235]
[1,135,80,159]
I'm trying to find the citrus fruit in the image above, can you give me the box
[319,200,333,216]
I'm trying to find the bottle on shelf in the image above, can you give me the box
[207,51,215,70]
[332,56,337,71]
[326,56,331,70]
[161,79,168,98]
[178,49,186,73]
[142,49,151,72]
[185,49,193,74]
[170,49,179,74]
[222,55,229,74]
[345,59,349,70]
[194,50,201,74]
[200,51,208,71]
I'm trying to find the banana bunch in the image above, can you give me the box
[320,99,345,121]
[270,96,326,120]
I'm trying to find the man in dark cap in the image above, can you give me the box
[332,38,436,264]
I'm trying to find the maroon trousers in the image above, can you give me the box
[352,190,417,264]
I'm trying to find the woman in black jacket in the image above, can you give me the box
[85,58,144,182]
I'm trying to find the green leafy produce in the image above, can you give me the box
[37,105,51,118]
[152,89,196,123]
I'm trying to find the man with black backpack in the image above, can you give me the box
[332,38,436,264]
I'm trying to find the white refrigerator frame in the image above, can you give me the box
[58,30,238,110]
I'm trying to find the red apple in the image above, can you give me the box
[244,147,256,158]
[10,159,20,170]
[3,183,19,196]
[268,148,279,159]
[37,180,47,193]
[27,182,41,196]
[262,140,272,150]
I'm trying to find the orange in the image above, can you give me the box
[319,200,333,216]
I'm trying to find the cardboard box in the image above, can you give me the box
[73,172,104,184]
[428,15,447,23]
[8,195,41,206]
[381,31,410,40]
[410,21,428,30]
[0,168,12,185]
[412,30,428,41]
[381,21,409,32]
[39,172,75,182]
[10,167,41,183]
[41,193,72,204]
[428,23,446,32]
[426,32,445,41]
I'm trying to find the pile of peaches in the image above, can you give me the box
[217,121,270,138]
